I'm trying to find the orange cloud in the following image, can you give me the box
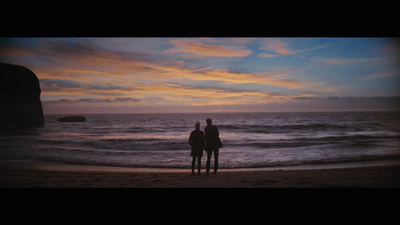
[261,39,295,55]
[180,69,302,89]
[165,39,252,57]
[3,38,340,110]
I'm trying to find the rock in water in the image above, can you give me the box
[57,116,86,122]
[0,63,44,127]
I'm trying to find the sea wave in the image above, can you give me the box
[1,112,399,170]
[69,132,399,151]
[91,139,189,151]
[218,123,356,134]
[26,145,400,169]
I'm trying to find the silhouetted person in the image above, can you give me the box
[189,122,205,175]
[205,118,222,175]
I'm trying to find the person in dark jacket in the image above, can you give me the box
[205,118,222,175]
[189,122,205,175]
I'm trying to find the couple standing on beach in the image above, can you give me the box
[189,118,223,176]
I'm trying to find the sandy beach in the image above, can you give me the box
[1,161,400,188]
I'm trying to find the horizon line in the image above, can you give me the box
[43,109,400,115]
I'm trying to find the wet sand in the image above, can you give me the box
[1,162,400,188]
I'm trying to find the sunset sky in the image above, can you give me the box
[1,37,399,114]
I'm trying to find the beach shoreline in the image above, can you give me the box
[1,160,400,188]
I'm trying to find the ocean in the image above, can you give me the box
[1,112,400,170]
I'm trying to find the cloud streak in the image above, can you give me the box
[258,39,327,58]
[165,39,252,57]
[44,97,141,104]
[311,56,378,64]
[361,68,400,80]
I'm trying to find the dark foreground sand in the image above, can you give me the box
[1,162,400,188]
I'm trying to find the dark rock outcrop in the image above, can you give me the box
[57,116,86,122]
[0,63,44,127]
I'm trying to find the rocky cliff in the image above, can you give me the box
[0,63,44,127]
